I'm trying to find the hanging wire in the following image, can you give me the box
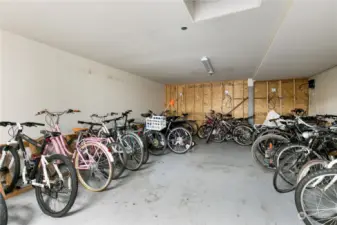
[45,114,56,129]
[299,83,309,97]
[268,92,278,110]
[8,126,18,139]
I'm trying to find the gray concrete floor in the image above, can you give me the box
[7,142,302,225]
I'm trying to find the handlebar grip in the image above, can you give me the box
[68,109,81,113]
[110,112,118,116]
[35,110,46,116]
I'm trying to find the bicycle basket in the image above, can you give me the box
[146,116,166,131]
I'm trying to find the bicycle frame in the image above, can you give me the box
[6,124,64,189]
[39,110,114,169]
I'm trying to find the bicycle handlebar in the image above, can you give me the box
[0,121,16,127]
[90,112,118,118]
[36,109,80,116]
[0,121,44,127]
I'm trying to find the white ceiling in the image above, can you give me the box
[0,0,335,83]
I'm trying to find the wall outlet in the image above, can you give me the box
[271,88,277,93]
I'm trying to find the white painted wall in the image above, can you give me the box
[0,30,164,142]
[309,66,337,115]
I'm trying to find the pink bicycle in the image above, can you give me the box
[36,109,114,192]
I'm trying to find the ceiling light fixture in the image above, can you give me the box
[201,56,214,75]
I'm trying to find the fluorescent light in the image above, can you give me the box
[201,56,214,75]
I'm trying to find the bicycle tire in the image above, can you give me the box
[296,159,328,184]
[167,127,193,154]
[251,134,289,171]
[295,168,337,225]
[75,142,113,192]
[182,123,194,135]
[35,154,78,217]
[109,143,127,180]
[146,131,167,156]
[197,125,211,139]
[141,135,150,164]
[187,121,199,136]
[0,146,20,194]
[274,144,306,168]
[121,132,144,171]
[273,152,304,193]
[233,125,254,146]
[0,193,7,225]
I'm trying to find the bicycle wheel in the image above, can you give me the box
[109,143,127,180]
[187,121,199,136]
[167,127,193,154]
[233,125,254,146]
[274,144,306,168]
[146,130,167,156]
[142,136,150,164]
[121,133,144,171]
[0,146,20,194]
[182,123,194,135]
[0,193,7,225]
[273,151,306,193]
[251,134,289,171]
[297,159,328,184]
[197,125,209,139]
[295,168,337,225]
[35,154,78,218]
[75,142,113,192]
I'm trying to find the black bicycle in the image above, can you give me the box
[0,121,78,217]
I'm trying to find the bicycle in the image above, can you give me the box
[0,121,78,217]
[85,110,145,171]
[136,112,168,156]
[36,109,114,192]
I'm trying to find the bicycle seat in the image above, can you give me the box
[21,122,45,127]
[127,119,135,124]
[72,127,88,134]
[78,121,101,126]
[182,113,188,117]
[40,130,61,137]
[141,113,151,118]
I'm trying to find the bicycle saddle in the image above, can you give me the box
[21,122,45,127]
[141,113,151,118]
[182,113,188,117]
[78,121,101,126]
[40,130,61,137]
[127,119,135,124]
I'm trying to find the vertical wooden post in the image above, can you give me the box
[221,82,224,113]
[279,80,282,115]
[293,79,296,109]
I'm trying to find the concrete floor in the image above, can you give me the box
[7,142,302,225]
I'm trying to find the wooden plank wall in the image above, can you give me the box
[165,78,308,125]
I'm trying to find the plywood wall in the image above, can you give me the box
[165,78,308,124]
